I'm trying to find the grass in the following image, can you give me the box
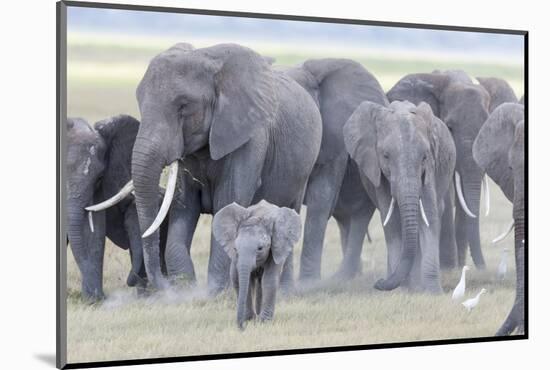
[65,32,521,363]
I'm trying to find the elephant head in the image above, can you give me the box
[473,103,525,335]
[213,201,301,329]
[344,100,453,290]
[66,115,140,301]
[387,71,490,268]
[130,43,278,288]
[476,77,518,113]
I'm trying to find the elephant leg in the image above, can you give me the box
[382,206,402,277]
[336,217,350,256]
[259,261,281,322]
[124,208,148,289]
[164,189,200,284]
[418,195,443,293]
[230,261,238,293]
[256,274,263,314]
[455,207,468,267]
[300,153,347,281]
[439,189,457,269]
[279,250,294,294]
[335,204,374,280]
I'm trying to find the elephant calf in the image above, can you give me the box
[212,201,302,329]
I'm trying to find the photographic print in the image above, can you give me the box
[57,1,527,368]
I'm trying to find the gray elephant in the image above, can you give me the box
[99,43,322,294]
[213,201,301,329]
[476,77,518,113]
[473,103,525,335]
[67,115,168,301]
[283,58,387,281]
[343,101,456,292]
[387,70,490,270]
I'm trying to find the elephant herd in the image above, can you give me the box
[66,42,525,334]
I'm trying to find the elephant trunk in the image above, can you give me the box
[459,172,486,269]
[496,199,525,335]
[375,183,420,291]
[236,262,253,330]
[131,134,170,290]
[67,198,104,302]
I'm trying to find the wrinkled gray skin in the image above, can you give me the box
[132,43,321,294]
[476,77,518,113]
[283,59,387,281]
[387,70,490,270]
[344,101,456,292]
[213,201,301,329]
[66,115,168,301]
[473,103,525,335]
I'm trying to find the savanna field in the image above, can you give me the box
[66,33,524,363]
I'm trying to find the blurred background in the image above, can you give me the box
[67,6,524,122]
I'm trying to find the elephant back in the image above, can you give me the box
[302,58,389,164]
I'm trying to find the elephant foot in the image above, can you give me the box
[168,273,197,288]
[332,263,363,281]
[82,292,105,305]
[280,280,295,296]
[298,270,321,283]
[127,270,148,287]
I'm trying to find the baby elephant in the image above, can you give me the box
[213,200,302,330]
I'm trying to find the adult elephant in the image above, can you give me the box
[473,103,525,335]
[476,77,518,113]
[344,101,456,292]
[67,115,168,301]
[387,70,490,270]
[102,43,322,294]
[283,58,386,281]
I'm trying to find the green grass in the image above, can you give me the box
[66,33,521,363]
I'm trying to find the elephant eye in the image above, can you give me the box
[383,152,390,159]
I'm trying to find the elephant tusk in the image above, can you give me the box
[483,175,490,217]
[142,160,179,238]
[492,220,514,244]
[419,198,430,227]
[383,197,395,227]
[88,211,94,233]
[85,180,134,211]
[455,171,477,218]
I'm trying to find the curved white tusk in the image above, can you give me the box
[455,171,477,218]
[142,160,179,238]
[383,197,395,227]
[88,211,94,233]
[419,198,430,227]
[492,220,514,244]
[483,175,490,217]
[85,180,134,211]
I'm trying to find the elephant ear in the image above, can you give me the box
[473,103,524,200]
[95,115,140,197]
[343,101,387,187]
[207,45,278,160]
[387,73,450,117]
[271,207,301,265]
[212,202,249,259]
[476,77,518,113]
[415,102,455,188]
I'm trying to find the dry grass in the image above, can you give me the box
[65,33,522,363]
[66,181,516,363]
